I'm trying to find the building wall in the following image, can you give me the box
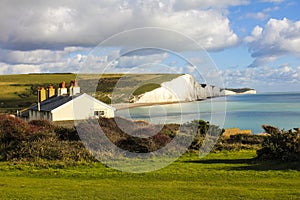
[51,95,114,121]
[29,110,52,121]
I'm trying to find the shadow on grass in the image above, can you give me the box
[185,159,300,171]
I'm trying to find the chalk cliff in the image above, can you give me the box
[135,74,221,103]
[224,89,257,95]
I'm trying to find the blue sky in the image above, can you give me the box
[0,0,299,92]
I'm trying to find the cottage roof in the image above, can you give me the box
[30,93,83,112]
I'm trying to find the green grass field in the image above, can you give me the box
[0,74,77,113]
[0,150,299,200]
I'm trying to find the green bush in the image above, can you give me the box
[179,120,224,150]
[256,125,300,161]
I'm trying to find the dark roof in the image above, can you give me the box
[20,110,29,118]
[30,93,83,112]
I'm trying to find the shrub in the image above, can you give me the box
[29,120,54,131]
[226,134,264,145]
[256,125,300,161]
[116,137,152,153]
[181,120,224,150]
[54,126,80,141]
[0,115,93,162]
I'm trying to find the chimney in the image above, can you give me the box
[74,80,79,87]
[69,80,80,96]
[38,87,46,102]
[47,85,55,99]
[69,81,74,96]
[58,81,68,96]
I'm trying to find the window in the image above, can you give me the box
[94,111,105,116]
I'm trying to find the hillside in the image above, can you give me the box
[0,74,76,113]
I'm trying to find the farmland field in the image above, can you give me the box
[0,150,299,200]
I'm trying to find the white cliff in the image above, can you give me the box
[136,74,219,103]
[212,86,221,97]
[242,90,257,94]
[224,89,257,95]
[224,90,237,95]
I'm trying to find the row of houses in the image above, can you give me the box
[19,80,115,122]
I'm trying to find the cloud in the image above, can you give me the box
[115,53,169,69]
[0,47,171,74]
[173,0,249,10]
[222,64,300,91]
[245,12,268,20]
[0,0,239,52]
[0,49,64,65]
[245,18,300,67]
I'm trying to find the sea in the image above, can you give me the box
[116,92,300,134]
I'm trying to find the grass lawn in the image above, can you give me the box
[0,150,299,199]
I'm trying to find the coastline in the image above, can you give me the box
[111,97,213,110]
[112,101,195,110]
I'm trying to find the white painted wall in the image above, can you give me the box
[51,94,114,121]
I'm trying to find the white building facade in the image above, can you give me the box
[26,81,115,121]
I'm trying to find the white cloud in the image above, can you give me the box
[245,18,300,67]
[222,64,300,91]
[158,9,239,51]
[0,49,64,65]
[116,53,169,68]
[245,12,268,20]
[0,0,242,74]
[0,63,42,74]
[0,0,239,52]
[0,48,170,75]
[263,6,279,12]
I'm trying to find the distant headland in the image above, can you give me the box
[223,88,257,95]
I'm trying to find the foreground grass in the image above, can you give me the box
[0,150,299,199]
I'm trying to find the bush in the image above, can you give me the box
[28,120,54,131]
[181,120,224,150]
[226,134,264,145]
[54,126,80,141]
[256,125,300,161]
[0,115,29,160]
[0,115,93,162]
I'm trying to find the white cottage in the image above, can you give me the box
[23,81,115,121]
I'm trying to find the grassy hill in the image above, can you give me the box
[0,74,76,113]
[0,73,181,113]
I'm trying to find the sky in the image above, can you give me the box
[0,0,299,92]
